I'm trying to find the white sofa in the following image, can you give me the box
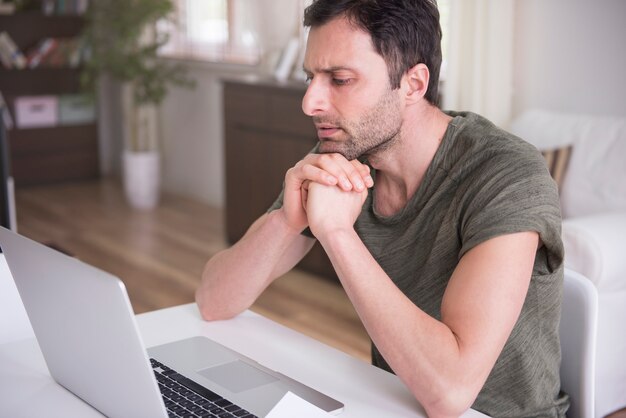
[510,110,626,418]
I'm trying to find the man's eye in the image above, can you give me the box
[333,78,352,86]
[305,76,313,85]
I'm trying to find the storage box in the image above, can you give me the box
[15,96,58,129]
[58,94,96,126]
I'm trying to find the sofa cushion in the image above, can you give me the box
[561,212,626,291]
[510,110,626,218]
[541,146,572,192]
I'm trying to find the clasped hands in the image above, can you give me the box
[281,153,374,240]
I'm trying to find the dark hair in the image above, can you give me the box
[304,0,442,105]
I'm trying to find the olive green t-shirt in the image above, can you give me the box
[270,111,569,417]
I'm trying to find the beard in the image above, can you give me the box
[315,87,403,161]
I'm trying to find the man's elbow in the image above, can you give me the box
[418,381,478,418]
[423,398,474,418]
[195,289,237,322]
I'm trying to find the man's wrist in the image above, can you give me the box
[270,207,307,237]
[314,226,359,249]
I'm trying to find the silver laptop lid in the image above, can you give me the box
[0,227,168,418]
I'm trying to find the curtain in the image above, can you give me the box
[442,0,514,128]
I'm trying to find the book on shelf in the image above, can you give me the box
[24,37,84,68]
[25,38,58,68]
[0,31,26,69]
[42,0,90,15]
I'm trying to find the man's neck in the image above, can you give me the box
[368,105,452,216]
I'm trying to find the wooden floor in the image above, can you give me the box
[13,178,371,362]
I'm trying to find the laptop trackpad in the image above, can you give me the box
[198,360,278,393]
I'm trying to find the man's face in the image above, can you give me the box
[302,17,404,161]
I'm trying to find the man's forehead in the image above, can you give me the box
[303,17,379,72]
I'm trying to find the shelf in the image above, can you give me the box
[11,150,99,186]
[0,9,99,187]
[0,68,83,96]
[0,13,84,49]
[8,124,99,186]
[8,124,97,156]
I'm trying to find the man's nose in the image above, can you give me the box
[302,79,329,116]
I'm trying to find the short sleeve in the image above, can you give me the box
[459,142,564,272]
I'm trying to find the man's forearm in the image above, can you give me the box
[316,227,536,417]
[196,152,372,322]
[196,209,314,321]
[316,229,470,416]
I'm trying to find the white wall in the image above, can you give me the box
[158,63,251,206]
[513,0,626,118]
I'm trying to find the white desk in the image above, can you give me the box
[0,303,488,417]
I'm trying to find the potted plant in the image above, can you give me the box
[80,0,193,209]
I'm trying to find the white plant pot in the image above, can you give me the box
[123,150,161,210]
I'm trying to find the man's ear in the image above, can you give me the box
[403,63,430,105]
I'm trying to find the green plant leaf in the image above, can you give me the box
[80,0,195,106]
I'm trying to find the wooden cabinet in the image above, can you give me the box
[223,77,337,280]
[0,11,99,186]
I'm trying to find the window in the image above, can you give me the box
[158,0,262,65]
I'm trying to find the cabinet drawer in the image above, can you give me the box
[9,125,98,156]
[8,125,99,186]
[11,151,99,186]
[223,77,337,281]
[223,80,316,139]
[223,85,269,129]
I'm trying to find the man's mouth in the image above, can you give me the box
[315,124,342,139]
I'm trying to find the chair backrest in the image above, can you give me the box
[559,268,598,418]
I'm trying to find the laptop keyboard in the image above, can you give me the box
[151,358,258,418]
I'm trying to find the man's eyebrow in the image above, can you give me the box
[302,65,358,75]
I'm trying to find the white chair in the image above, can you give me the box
[560,268,598,418]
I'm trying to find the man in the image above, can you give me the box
[196,1,569,416]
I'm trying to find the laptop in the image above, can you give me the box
[0,227,344,418]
